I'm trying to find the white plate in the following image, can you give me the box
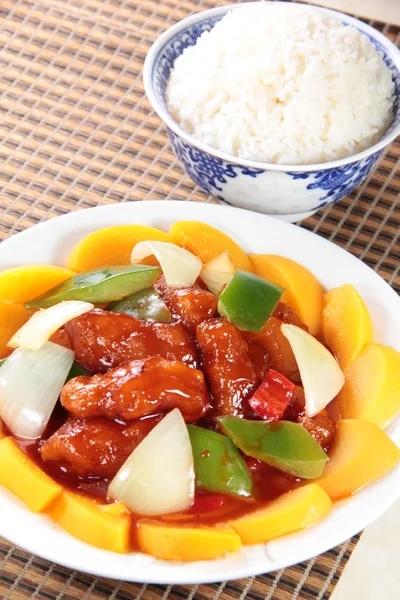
[0,200,399,584]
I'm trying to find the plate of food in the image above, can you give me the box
[0,200,399,584]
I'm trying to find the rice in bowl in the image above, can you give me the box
[166,2,395,165]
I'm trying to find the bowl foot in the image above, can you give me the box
[271,209,318,223]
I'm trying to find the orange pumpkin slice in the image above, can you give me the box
[249,254,324,335]
[0,304,32,358]
[230,484,331,545]
[49,491,130,553]
[317,420,400,499]
[67,225,170,272]
[0,437,61,512]
[322,284,373,370]
[0,265,74,305]
[137,521,241,561]
[331,344,400,428]
[170,221,253,272]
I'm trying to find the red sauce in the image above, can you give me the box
[1,300,325,552]
[5,406,301,549]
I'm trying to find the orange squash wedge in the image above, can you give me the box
[249,254,324,335]
[331,343,400,428]
[137,521,242,561]
[170,221,253,272]
[322,284,373,369]
[0,265,74,305]
[0,437,61,512]
[230,484,331,545]
[66,225,170,272]
[317,419,400,499]
[0,303,32,358]
[48,491,130,553]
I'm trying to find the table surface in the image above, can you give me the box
[308,0,400,26]
[330,497,400,600]
[0,0,398,599]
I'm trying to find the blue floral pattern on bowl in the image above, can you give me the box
[168,128,382,209]
[167,128,264,200]
[148,7,400,221]
[288,152,381,206]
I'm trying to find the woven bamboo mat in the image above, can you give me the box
[0,0,398,598]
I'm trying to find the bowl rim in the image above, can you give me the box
[1,200,400,584]
[143,1,400,173]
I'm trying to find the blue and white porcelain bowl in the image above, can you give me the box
[144,2,400,222]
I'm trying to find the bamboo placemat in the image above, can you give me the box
[0,0,398,598]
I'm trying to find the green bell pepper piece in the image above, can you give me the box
[217,417,328,479]
[25,265,160,309]
[108,289,171,322]
[218,270,284,333]
[0,358,6,369]
[188,424,254,498]
[65,361,90,383]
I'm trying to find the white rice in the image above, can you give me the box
[166,2,395,165]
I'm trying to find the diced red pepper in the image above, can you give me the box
[191,493,227,513]
[248,369,295,421]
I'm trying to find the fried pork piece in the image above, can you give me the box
[300,412,336,454]
[273,302,309,331]
[247,316,301,382]
[155,276,217,334]
[61,356,211,422]
[50,327,72,349]
[246,341,271,383]
[196,319,258,416]
[244,301,308,383]
[64,308,197,372]
[40,416,160,478]
[284,386,336,452]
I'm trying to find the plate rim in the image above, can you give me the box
[0,200,399,584]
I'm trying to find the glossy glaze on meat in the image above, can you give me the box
[196,319,258,416]
[244,303,308,383]
[300,412,336,453]
[155,277,217,334]
[246,341,271,383]
[40,416,160,477]
[65,309,198,372]
[249,316,301,382]
[18,289,335,523]
[61,357,211,422]
[273,302,309,331]
[50,327,72,349]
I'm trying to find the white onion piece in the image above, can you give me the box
[281,324,345,417]
[131,241,202,288]
[8,300,93,351]
[108,408,194,515]
[200,253,235,295]
[0,342,74,439]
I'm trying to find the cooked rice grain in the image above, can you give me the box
[166,3,395,165]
